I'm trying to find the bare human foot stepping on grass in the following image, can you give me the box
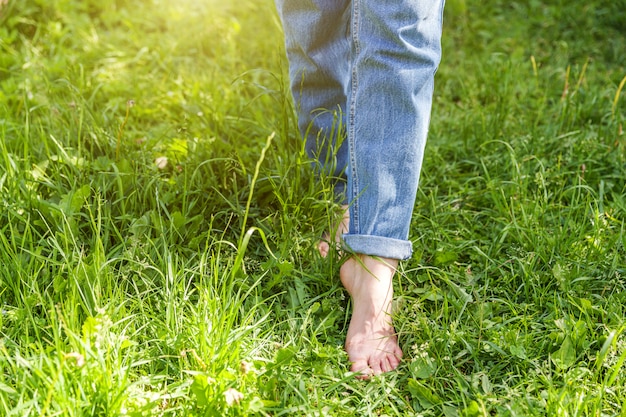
[340,254,403,378]
[319,205,403,376]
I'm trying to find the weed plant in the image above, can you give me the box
[1,0,625,415]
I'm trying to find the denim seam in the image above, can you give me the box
[348,0,361,235]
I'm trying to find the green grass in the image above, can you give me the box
[1,0,626,415]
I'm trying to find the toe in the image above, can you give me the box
[351,358,372,378]
[379,356,394,373]
[389,344,403,369]
[388,352,401,370]
[369,357,384,376]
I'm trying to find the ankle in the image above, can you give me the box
[340,255,398,301]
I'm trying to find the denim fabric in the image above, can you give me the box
[276,0,444,260]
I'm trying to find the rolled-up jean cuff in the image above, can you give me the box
[342,234,413,260]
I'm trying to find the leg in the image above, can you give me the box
[276,0,445,377]
[340,0,444,376]
[275,0,352,257]
[276,0,444,254]
[275,0,351,198]
[343,0,445,259]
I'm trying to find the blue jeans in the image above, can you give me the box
[276,0,444,260]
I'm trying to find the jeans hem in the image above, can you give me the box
[342,234,413,260]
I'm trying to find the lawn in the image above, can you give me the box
[1,0,625,415]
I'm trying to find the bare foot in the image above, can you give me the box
[340,254,402,378]
[318,205,349,258]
